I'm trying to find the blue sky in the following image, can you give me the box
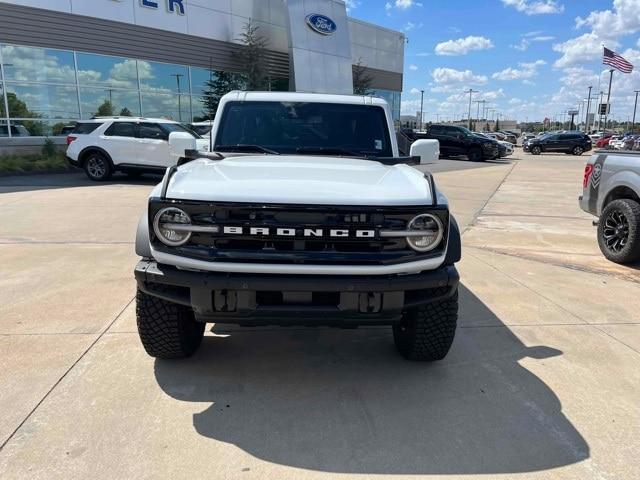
[346,0,640,123]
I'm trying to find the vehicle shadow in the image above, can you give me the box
[153,284,589,475]
[0,171,160,194]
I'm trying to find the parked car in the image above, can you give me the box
[66,117,210,181]
[415,124,499,161]
[0,124,31,137]
[608,135,624,150]
[580,151,640,263]
[524,131,592,155]
[475,132,513,157]
[622,135,639,150]
[595,136,612,149]
[189,121,214,137]
[499,132,517,144]
[633,137,640,151]
[134,91,461,361]
[520,132,535,143]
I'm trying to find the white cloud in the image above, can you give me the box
[509,98,523,105]
[409,87,422,94]
[553,33,618,68]
[576,0,640,39]
[404,21,424,31]
[394,0,422,9]
[409,64,418,71]
[492,60,546,80]
[385,2,392,11]
[501,0,564,15]
[435,36,494,56]
[431,67,488,87]
[480,89,506,101]
[344,0,360,11]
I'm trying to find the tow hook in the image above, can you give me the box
[592,219,599,227]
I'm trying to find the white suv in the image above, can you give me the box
[66,117,210,181]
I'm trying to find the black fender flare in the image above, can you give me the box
[78,146,114,167]
[444,215,461,265]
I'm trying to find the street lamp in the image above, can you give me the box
[419,89,424,131]
[633,90,640,133]
[466,89,479,129]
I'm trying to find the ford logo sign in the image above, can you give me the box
[306,14,337,36]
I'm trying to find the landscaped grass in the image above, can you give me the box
[0,152,73,174]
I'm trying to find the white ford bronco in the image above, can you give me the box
[134,91,461,361]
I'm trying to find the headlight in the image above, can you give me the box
[153,207,192,246]
[406,214,444,252]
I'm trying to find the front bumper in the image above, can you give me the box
[135,260,459,325]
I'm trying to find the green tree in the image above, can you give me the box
[353,59,374,95]
[119,107,132,116]
[234,21,269,91]
[494,118,500,132]
[6,92,44,135]
[96,100,114,117]
[201,71,241,119]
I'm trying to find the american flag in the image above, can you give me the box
[603,47,634,73]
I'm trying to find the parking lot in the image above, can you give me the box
[1,152,639,479]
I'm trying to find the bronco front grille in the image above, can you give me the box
[149,200,448,266]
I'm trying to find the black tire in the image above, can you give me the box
[531,146,542,155]
[467,148,483,162]
[393,289,458,361]
[572,146,584,155]
[83,151,112,181]
[597,199,640,264]
[136,288,205,359]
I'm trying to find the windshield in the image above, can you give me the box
[215,101,393,157]
[160,123,202,139]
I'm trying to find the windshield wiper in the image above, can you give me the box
[296,147,363,157]
[215,144,280,155]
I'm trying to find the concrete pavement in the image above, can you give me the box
[1,153,638,479]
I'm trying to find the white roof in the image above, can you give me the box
[221,90,389,106]
[88,117,180,123]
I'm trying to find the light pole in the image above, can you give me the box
[419,89,424,131]
[632,90,640,133]
[170,73,184,122]
[467,89,479,129]
[584,86,592,133]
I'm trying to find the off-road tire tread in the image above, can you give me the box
[598,199,640,264]
[136,287,205,359]
[393,290,458,361]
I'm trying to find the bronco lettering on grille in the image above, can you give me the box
[221,226,376,238]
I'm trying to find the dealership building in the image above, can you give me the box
[0,0,405,150]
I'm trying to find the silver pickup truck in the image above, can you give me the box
[580,150,640,263]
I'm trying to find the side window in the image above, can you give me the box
[443,127,459,138]
[429,125,442,135]
[139,123,167,140]
[104,122,137,137]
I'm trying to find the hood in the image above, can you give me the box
[161,156,434,206]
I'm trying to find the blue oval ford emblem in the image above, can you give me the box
[306,14,337,36]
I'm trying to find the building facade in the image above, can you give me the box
[0,0,404,144]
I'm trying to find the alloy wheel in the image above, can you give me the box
[602,210,629,253]
[87,156,106,179]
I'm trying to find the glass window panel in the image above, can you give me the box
[104,122,138,137]
[269,77,289,92]
[6,84,79,119]
[76,53,139,89]
[191,96,214,122]
[0,83,6,117]
[79,88,140,119]
[0,121,8,137]
[1,45,75,84]
[141,92,190,122]
[190,68,246,97]
[139,122,166,140]
[138,60,189,94]
[11,119,76,136]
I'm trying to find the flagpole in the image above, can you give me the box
[604,69,614,131]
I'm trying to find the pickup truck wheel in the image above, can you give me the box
[598,199,640,264]
[136,288,205,359]
[531,146,542,155]
[393,290,458,361]
[572,146,584,155]
[84,152,112,181]
[467,148,483,162]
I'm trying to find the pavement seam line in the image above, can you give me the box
[461,161,518,235]
[0,296,135,452]
[591,325,640,356]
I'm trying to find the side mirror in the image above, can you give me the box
[410,139,439,164]
[168,132,197,163]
